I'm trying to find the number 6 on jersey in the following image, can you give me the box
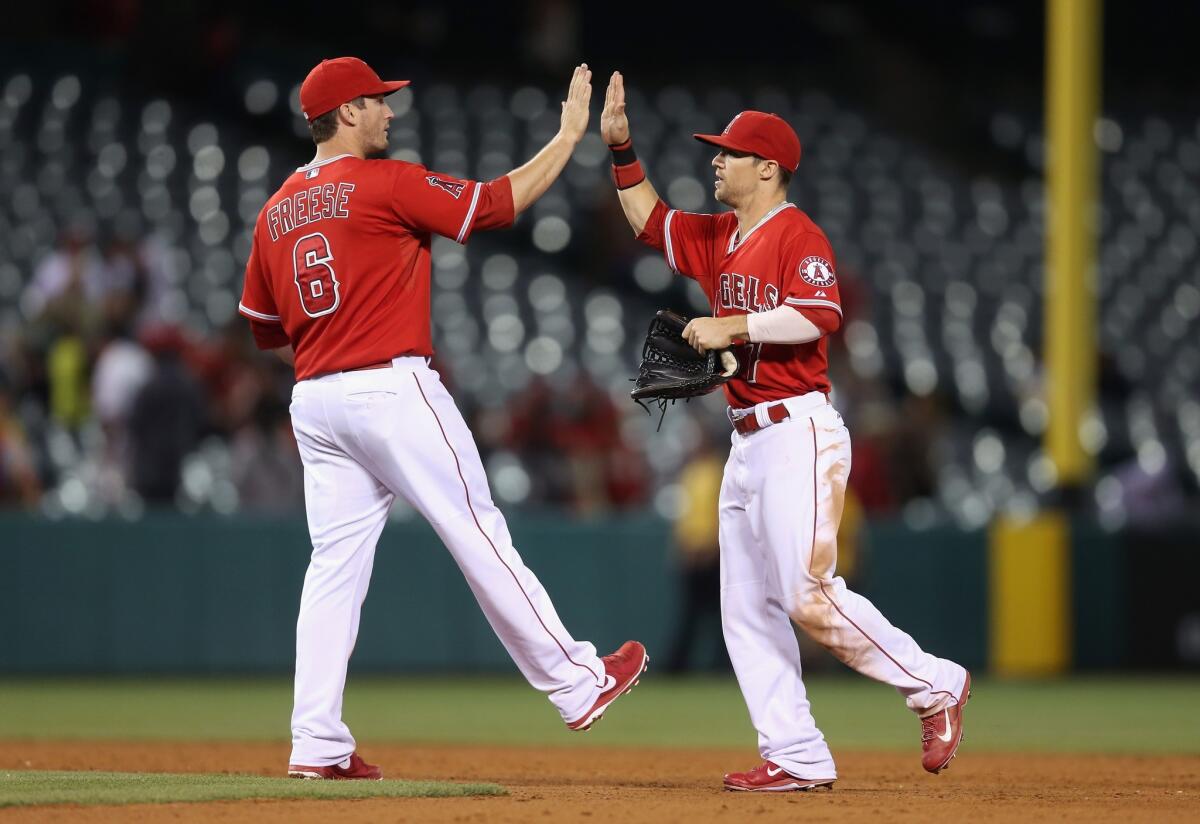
[293,232,340,317]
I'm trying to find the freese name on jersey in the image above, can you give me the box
[239,155,515,381]
[264,182,355,241]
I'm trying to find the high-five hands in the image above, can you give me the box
[601,71,630,146]
[560,64,593,143]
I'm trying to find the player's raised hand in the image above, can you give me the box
[560,63,593,143]
[601,71,630,145]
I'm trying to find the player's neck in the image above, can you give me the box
[733,192,788,240]
[311,135,366,165]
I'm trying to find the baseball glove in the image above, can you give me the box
[631,310,739,425]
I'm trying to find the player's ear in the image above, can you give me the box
[759,158,778,183]
[337,101,359,128]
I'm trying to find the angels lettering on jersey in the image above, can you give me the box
[636,200,843,406]
[718,272,781,314]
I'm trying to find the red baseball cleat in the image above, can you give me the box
[288,751,382,780]
[723,760,835,792]
[921,671,972,774]
[567,640,648,731]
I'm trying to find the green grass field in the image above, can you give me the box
[2,674,1198,754]
[0,771,504,808]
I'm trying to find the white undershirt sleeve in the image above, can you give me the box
[745,305,823,344]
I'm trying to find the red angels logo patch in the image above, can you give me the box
[426,175,465,199]
[798,256,836,288]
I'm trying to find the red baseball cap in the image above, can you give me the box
[694,111,802,173]
[299,57,410,122]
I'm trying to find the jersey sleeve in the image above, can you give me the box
[238,229,282,324]
[636,199,721,285]
[390,162,515,244]
[238,229,291,350]
[781,232,842,333]
[249,319,290,350]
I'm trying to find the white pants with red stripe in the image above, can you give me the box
[287,357,605,766]
[720,392,967,779]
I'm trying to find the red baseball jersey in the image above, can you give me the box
[638,199,842,408]
[239,153,514,380]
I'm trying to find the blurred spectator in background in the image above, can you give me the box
[553,373,624,514]
[489,375,652,511]
[132,229,183,330]
[45,318,91,434]
[846,400,899,514]
[666,430,729,673]
[127,327,208,504]
[888,392,946,504]
[504,377,575,506]
[97,232,145,325]
[91,319,153,502]
[24,225,108,319]
[230,394,304,512]
[604,435,651,509]
[0,372,42,507]
[191,320,275,436]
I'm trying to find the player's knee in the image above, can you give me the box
[785,586,832,632]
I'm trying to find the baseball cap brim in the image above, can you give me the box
[693,132,756,154]
[369,80,411,96]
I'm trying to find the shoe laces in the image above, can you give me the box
[920,714,939,744]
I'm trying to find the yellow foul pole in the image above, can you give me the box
[1045,0,1101,486]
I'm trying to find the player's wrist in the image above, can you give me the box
[609,137,635,163]
[556,128,582,146]
[610,138,645,190]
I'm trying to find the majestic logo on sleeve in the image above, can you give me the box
[798,256,837,287]
[426,175,466,199]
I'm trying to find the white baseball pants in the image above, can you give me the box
[720,392,967,779]
[287,357,605,766]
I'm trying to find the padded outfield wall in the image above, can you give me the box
[0,512,1191,674]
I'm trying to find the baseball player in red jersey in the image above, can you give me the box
[601,72,970,791]
[239,57,648,780]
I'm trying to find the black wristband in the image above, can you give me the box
[609,138,637,167]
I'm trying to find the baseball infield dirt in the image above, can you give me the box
[2,742,1197,822]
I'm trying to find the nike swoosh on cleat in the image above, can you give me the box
[602,674,616,691]
[936,709,953,743]
[766,765,784,777]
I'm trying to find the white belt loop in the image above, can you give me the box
[754,403,773,428]
[389,355,428,371]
